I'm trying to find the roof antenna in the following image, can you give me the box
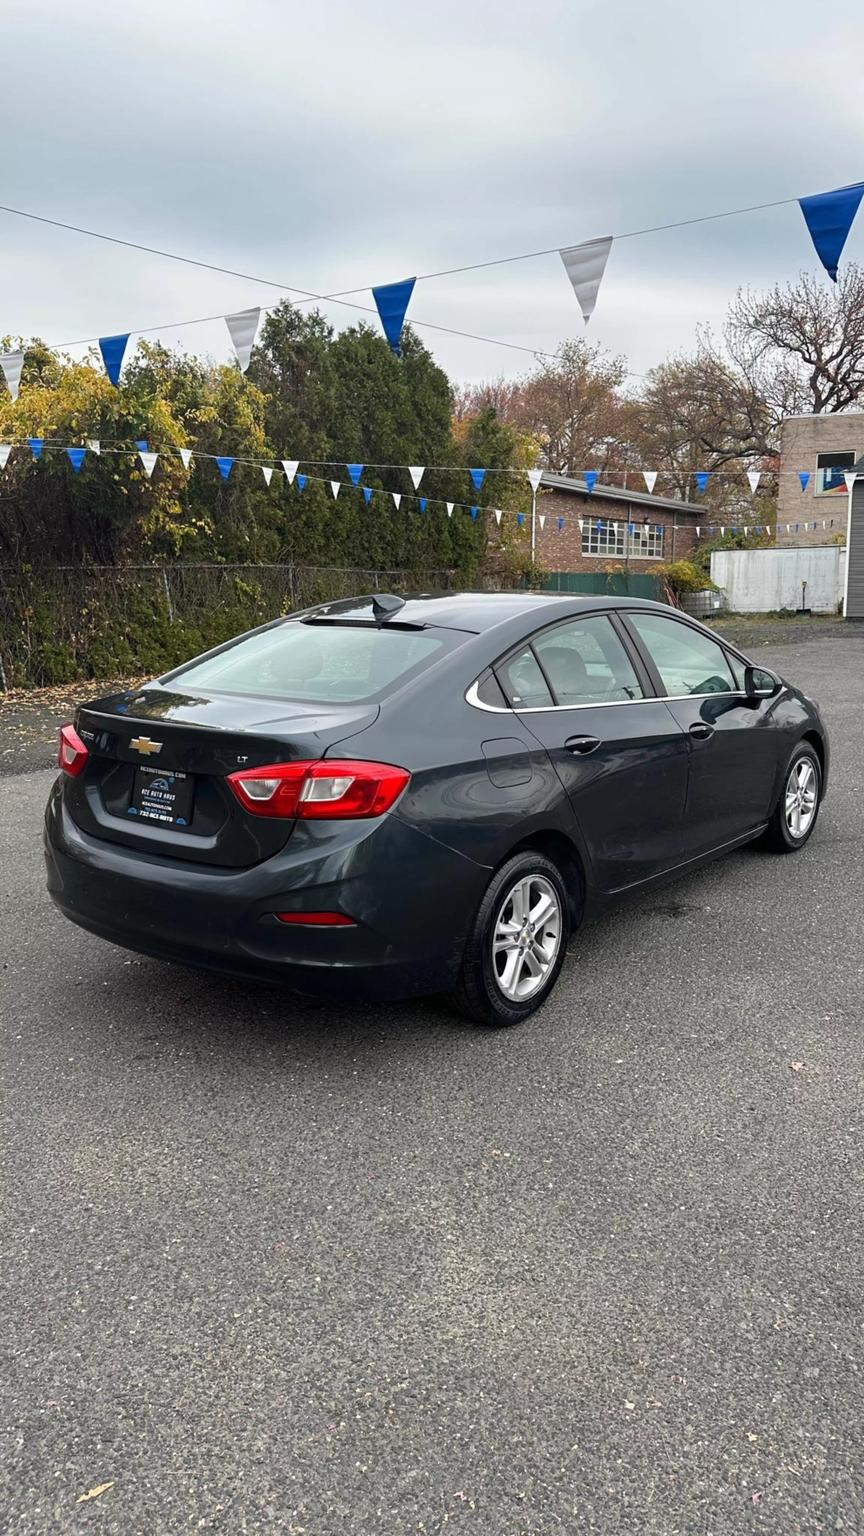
[371,593,406,621]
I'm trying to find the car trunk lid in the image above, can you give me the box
[66,685,380,867]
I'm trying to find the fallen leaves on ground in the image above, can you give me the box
[76,1481,114,1504]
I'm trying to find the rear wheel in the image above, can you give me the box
[453,850,571,1027]
[761,743,822,853]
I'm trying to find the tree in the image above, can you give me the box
[727,265,864,417]
[628,344,774,506]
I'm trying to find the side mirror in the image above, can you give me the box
[745,665,780,699]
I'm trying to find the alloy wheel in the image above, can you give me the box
[492,874,562,1002]
[785,757,818,839]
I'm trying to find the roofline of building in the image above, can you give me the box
[539,471,704,518]
[782,411,864,423]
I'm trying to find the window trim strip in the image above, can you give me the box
[465,681,751,715]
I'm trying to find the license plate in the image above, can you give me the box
[128,765,195,828]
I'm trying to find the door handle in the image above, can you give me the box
[689,722,714,740]
[564,735,601,755]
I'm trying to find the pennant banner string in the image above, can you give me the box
[2,179,861,372]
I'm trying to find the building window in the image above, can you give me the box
[581,519,664,559]
[582,519,626,557]
[815,451,855,496]
[628,523,664,559]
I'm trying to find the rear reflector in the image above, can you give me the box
[58,723,89,778]
[227,759,410,819]
[275,911,356,926]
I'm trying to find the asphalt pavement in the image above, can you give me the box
[3,635,864,1534]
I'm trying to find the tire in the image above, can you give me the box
[452,850,572,1027]
[761,743,822,854]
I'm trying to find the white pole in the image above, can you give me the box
[843,475,856,617]
[530,487,537,564]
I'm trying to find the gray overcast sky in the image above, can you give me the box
[2,0,863,386]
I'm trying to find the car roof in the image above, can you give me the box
[299,590,672,634]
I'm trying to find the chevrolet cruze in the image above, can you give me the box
[44,592,829,1026]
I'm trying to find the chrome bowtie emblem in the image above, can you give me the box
[130,736,163,756]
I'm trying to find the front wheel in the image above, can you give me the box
[452,851,571,1027]
[761,743,822,853]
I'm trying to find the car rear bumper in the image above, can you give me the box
[44,780,489,1001]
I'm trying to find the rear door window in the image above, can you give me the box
[170,621,456,702]
[495,648,555,709]
[532,616,644,705]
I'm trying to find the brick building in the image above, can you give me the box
[532,472,705,573]
[776,412,863,547]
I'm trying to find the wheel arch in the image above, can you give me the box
[501,829,586,926]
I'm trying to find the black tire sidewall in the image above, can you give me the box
[461,851,571,1027]
[774,744,822,851]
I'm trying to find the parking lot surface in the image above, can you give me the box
[3,634,864,1534]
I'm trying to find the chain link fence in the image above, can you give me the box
[0,563,458,689]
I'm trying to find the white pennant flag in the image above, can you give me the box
[86,438,101,456]
[494,509,502,526]
[527,468,543,493]
[446,501,454,518]
[844,471,858,493]
[746,471,761,494]
[282,459,299,485]
[225,308,261,373]
[642,471,658,494]
[330,480,340,499]
[578,518,584,532]
[261,465,273,486]
[409,466,425,490]
[720,526,725,536]
[559,236,613,324]
[139,451,158,479]
[744,526,750,536]
[0,445,11,471]
[392,492,402,510]
[539,514,546,530]
[0,351,24,402]
[179,448,193,471]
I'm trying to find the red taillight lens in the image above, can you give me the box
[275,911,356,926]
[58,723,89,778]
[226,759,410,820]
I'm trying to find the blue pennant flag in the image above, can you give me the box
[362,486,372,505]
[371,276,416,354]
[799,182,864,282]
[795,523,800,532]
[596,519,604,531]
[799,471,810,491]
[695,471,709,494]
[418,497,427,513]
[584,470,597,493]
[470,505,478,521]
[135,439,147,452]
[296,473,306,491]
[98,333,130,387]
[67,448,86,472]
[517,512,524,528]
[469,468,486,491]
[27,437,43,460]
[346,463,363,486]
[215,456,233,481]
[557,516,564,531]
[627,522,635,535]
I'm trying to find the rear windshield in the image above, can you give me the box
[169,620,457,702]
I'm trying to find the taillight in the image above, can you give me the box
[58,723,89,778]
[226,759,410,819]
[275,911,356,926]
